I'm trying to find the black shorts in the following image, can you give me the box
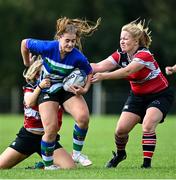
[122,87,174,123]
[38,88,75,105]
[9,127,62,156]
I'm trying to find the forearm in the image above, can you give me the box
[104,68,130,80]
[91,60,115,73]
[25,86,41,107]
[21,39,30,67]
[84,73,93,92]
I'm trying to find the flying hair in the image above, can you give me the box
[54,17,101,51]
[23,55,43,83]
[122,18,152,48]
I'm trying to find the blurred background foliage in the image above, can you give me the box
[0,0,176,113]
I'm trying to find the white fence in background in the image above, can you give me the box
[0,86,176,115]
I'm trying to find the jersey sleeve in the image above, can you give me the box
[133,51,153,65]
[108,50,121,65]
[26,39,58,56]
[76,52,93,75]
[78,59,93,75]
[23,84,34,94]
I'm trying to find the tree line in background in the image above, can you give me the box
[0,0,176,113]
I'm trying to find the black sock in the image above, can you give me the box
[143,158,151,167]
[117,150,126,156]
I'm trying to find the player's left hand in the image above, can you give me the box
[165,66,174,75]
[91,73,105,83]
[68,85,86,95]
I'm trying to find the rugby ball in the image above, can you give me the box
[63,69,87,91]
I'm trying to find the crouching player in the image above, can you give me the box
[0,59,75,170]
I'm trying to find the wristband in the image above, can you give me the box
[38,84,43,90]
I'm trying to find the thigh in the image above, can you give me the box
[63,95,89,120]
[0,147,28,169]
[39,101,60,128]
[53,148,76,169]
[142,107,163,132]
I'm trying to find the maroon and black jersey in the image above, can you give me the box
[109,47,168,95]
[23,84,63,132]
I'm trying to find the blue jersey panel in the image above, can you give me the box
[26,39,92,93]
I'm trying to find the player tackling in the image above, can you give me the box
[91,19,174,169]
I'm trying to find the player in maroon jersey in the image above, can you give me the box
[0,59,75,169]
[91,19,174,168]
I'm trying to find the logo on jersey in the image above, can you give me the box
[122,62,128,67]
[11,141,16,146]
[43,94,50,99]
[123,105,129,110]
[152,100,160,105]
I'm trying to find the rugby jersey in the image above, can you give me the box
[23,83,63,132]
[108,47,168,95]
[26,39,92,93]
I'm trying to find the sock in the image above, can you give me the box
[142,132,156,166]
[73,124,88,155]
[41,139,55,167]
[115,134,128,155]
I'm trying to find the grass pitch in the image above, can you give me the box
[0,114,176,179]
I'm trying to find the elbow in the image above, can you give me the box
[21,39,30,67]
[125,69,132,76]
[25,101,35,108]
[123,68,134,77]
[21,39,27,49]
[91,63,104,73]
[23,61,28,67]
[91,63,97,73]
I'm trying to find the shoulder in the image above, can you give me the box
[111,50,120,60]
[134,47,153,61]
[71,48,87,60]
[23,83,36,93]
[27,39,58,49]
[110,49,127,62]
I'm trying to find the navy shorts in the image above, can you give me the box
[122,87,174,123]
[38,88,75,105]
[9,127,62,156]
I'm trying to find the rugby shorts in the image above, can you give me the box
[38,88,75,105]
[9,127,62,156]
[122,87,174,123]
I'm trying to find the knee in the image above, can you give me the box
[44,125,58,141]
[0,156,10,169]
[116,129,125,137]
[44,133,57,141]
[142,122,155,133]
[115,126,129,137]
[75,113,89,129]
[0,159,4,169]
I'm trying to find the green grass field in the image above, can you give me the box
[0,114,176,179]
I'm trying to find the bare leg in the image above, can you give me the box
[53,148,76,169]
[39,101,60,169]
[141,107,163,168]
[64,95,92,166]
[106,112,140,168]
[0,147,28,169]
[64,95,89,129]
